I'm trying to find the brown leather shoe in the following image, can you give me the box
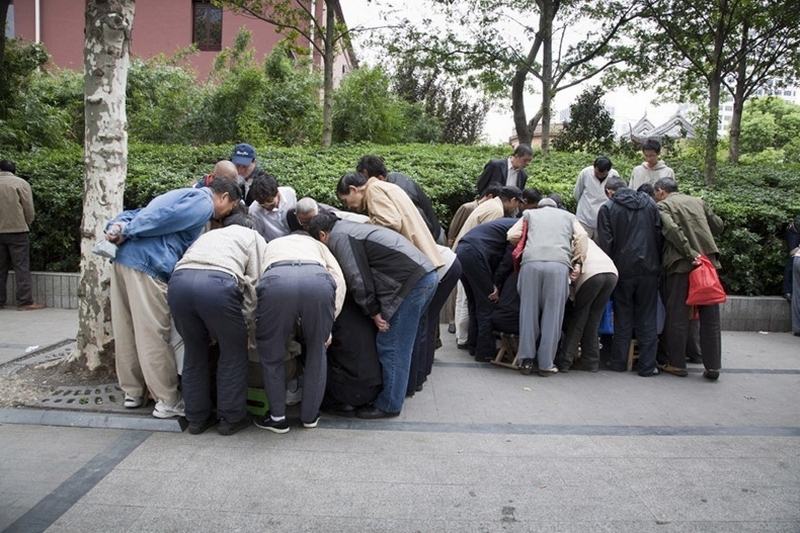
[658,364,688,377]
[17,302,46,311]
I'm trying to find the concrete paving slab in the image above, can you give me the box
[0,311,798,532]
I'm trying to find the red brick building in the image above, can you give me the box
[7,0,356,81]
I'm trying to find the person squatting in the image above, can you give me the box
[102,144,725,436]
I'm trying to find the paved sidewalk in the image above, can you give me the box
[0,308,798,532]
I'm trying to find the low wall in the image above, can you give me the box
[5,271,80,309]
[4,272,794,332]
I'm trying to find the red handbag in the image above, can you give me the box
[686,254,727,305]
[512,219,528,274]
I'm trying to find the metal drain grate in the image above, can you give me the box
[0,339,76,377]
[38,383,125,410]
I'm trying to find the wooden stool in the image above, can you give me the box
[626,339,640,371]
[491,331,519,370]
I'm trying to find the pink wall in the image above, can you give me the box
[12,0,306,80]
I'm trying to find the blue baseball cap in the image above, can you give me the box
[232,143,256,165]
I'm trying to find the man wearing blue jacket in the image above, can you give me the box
[105,179,241,418]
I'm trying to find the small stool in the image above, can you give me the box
[491,331,519,370]
[246,387,269,417]
[626,339,640,371]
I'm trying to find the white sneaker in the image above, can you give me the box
[123,394,143,408]
[152,399,185,419]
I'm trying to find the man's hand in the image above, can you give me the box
[373,313,389,333]
[569,264,581,282]
[488,286,500,302]
[325,333,332,348]
[105,223,125,244]
[692,255,702,267]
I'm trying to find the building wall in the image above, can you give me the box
[11,0,330,81]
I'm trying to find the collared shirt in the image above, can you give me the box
[248,186,297,242]
[506,158,519,187]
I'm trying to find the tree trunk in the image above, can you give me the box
[728,21,749,164]
[540,0,553,156]
[320,0,334,148]
[511,66,532,145]
[705,76,720,186]
[71,0,135,372]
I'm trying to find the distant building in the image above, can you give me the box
[718,79,799,135]
[621,106,696,144]
[7,0,357,82]
[508,123,565,148]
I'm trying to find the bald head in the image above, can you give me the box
[213,160,238,180]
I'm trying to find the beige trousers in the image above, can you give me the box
[110,263,180,406]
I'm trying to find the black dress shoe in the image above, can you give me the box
[355,405,400,420]
[187,415,218,435]
[322,402,356,417]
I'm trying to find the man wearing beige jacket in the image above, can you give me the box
[0,160,44,311]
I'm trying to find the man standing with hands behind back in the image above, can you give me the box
[0,160,44,311]
[476,144,534,196]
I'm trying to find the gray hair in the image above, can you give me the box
[295,197,320,216]
[538,198,557,208]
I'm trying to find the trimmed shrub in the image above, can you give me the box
[3,143,797,296]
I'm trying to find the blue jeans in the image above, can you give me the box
[374,271,438,414]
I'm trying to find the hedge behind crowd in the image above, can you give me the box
[5,142,799,296]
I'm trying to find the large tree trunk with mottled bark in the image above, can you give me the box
[71,0,135,372]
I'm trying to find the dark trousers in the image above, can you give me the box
[256,264,336,424]
[168,269,249,424]
[408,257,462,395]
[610,274,660,375]
[663,272,722,371]
[558,273,617,369]
[0,232,33,306]
[457,243,496,360]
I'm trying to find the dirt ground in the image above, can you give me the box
[0,358,116,409]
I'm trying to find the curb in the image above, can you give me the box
[0,407,186,432]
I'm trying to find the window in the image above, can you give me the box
[193,1,222,51]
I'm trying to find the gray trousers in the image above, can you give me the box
[517,261,570,370]
[792,256,800,334]
[256,263,336,424]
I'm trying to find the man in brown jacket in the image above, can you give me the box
[0,160,44,311]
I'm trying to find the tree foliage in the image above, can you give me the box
[739,97,800,161]
[375,0,643,150]
[552,85,614,153]
[391,57,488,145]
[213,0,354,147]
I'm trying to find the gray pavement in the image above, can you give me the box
[0,308,798,532]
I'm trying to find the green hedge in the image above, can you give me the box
[3,143,798,295]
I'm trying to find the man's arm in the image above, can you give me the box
[20,183,35,225]
[658,204,696,260]
[704,201,724,235]
[595,204,614,258]
[367,189,403,233]
[476,159,501,196]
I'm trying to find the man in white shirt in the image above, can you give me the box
[248,174,297,242]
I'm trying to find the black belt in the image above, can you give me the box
[267,260,322,269]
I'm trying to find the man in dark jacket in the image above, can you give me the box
[596,177,663,376]
[455,218,517,362]
[308,213,438,419]
[476,144,533,196]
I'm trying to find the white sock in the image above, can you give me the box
[271,415,286,422]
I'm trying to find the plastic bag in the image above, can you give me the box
[597,300,614,335]
[686,254,726,305]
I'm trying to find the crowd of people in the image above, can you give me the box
[90,139,786,437]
